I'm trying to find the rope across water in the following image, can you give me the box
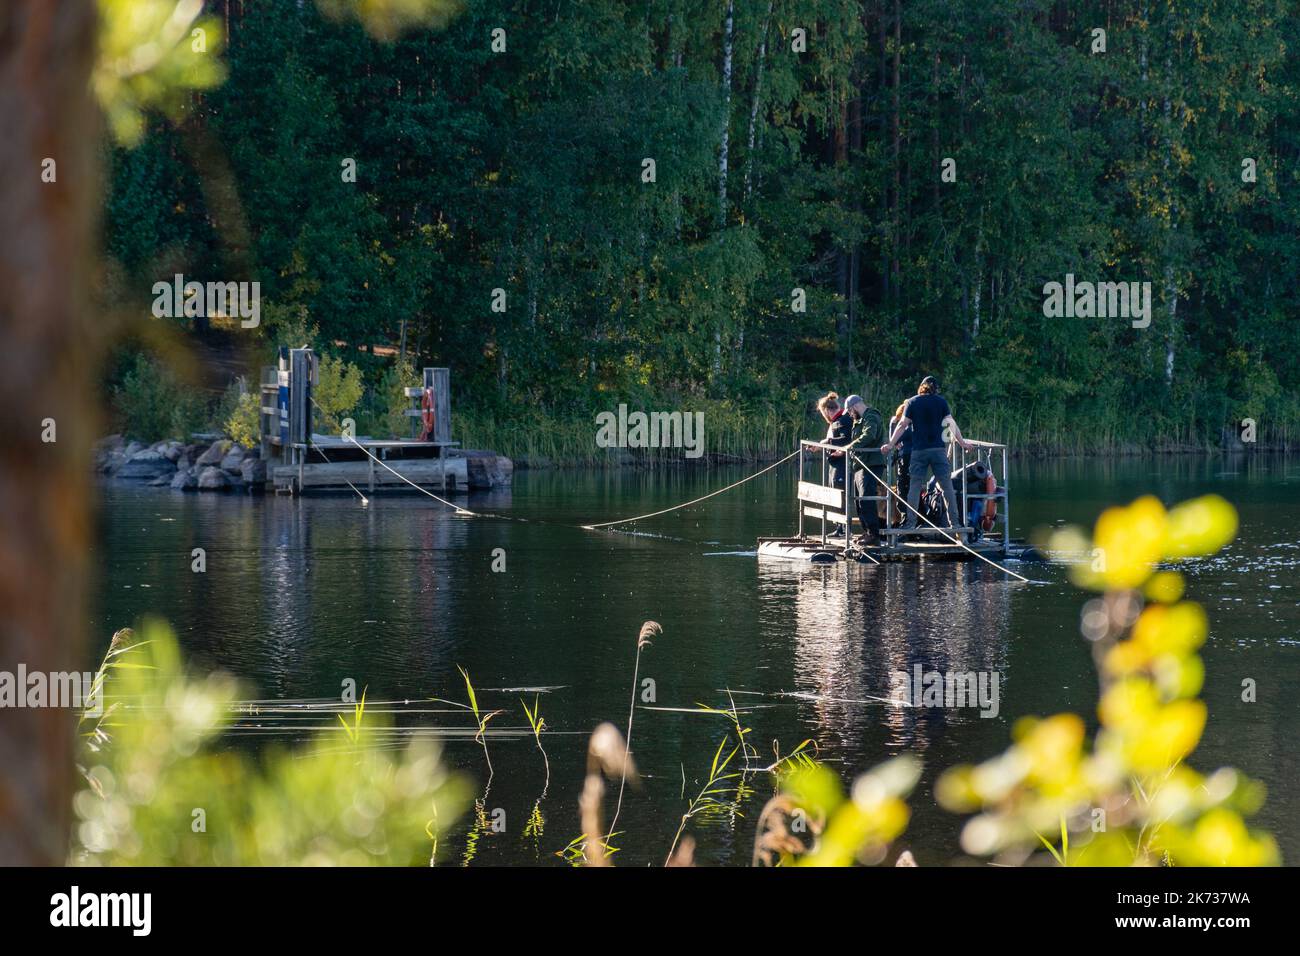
[853,453,1030,583]
[295,402,1029,580]
[580,448,801,530]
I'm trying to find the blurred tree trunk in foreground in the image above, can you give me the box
[0,0,99,865]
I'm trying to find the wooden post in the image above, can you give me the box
[422,367,452,443]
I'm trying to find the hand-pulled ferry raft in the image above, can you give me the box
[758,438,1041,564]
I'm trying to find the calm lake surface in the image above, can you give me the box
[91,454,1300,866]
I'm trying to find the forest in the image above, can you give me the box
[102,0,1300,457]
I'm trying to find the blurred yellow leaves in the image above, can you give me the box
[315,0,463,42]
[94,0,225,146]
[938,493,1278,866]
[94,0,464,146]
[777,756,919,867]
[1051,493,1238,591]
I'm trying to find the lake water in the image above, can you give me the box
[90,453,1299,866]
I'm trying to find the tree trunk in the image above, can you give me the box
[0,0,100,865]
[716,0,735,228]
[743,1,774,201]
[890,0,902,306]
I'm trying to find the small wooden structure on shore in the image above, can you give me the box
[758,437,1027,563]
[259,348,510,495]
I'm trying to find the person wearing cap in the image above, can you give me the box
[880,375,973,540]
[843,394,885,545]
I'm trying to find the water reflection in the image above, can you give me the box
[760,559,1010,759]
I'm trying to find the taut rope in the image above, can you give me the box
[581,448,801,530]
[854,453,1030,583]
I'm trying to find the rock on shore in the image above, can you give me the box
[96,435,264,494]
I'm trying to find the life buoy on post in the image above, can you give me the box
[418,387,435,441]
[982,474,998,531]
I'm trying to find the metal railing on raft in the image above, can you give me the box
[797,439,885,552]
[797,437,1010,553]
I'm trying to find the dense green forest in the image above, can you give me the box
[103,0,1300,458]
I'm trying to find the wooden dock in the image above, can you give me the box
[259,353,510,495]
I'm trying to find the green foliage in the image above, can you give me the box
[313,355,366,429]
[101,0,1300,451]
[222,388,261,448]
[73,621,469,865]
[378,359,420,439]
[110,352,206,442]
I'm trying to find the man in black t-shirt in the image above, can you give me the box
[880,376,973,539]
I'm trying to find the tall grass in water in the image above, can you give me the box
[431,667,503,866]
[665,737,742,866]
[605,621,660,850]
[521,695,550,847]
[454,388,1298,464]
[454,404,806,465]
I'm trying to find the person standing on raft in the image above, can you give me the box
[817,392,853,488]
[843,394,885,546]
[880,376,973,541]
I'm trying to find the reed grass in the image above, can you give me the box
[605,621,660,851]
[453,390,1299,465]
[665,736,742,867]
[520,694,550,792]
[336,687,367,744]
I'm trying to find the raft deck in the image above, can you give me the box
[758,530,1013,564]
[759,435,1015,563]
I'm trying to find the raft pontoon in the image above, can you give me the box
[758,438,1032,564]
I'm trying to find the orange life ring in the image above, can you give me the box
[981,474,998,531]
[419,387,435,441]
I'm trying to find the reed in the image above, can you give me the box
[453,391,1299,464]
[520,694,550,792]
[605,621,660,851]
[665,736,742,867]
[336,687,367,744]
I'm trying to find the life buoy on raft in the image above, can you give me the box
[981,474,998,531]
[418,387,435,441]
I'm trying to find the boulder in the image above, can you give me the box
[159,441,183,462]
[98,448,128,475]
[170,468,198,491]
[116,450,177,481]
[463,450,514,489]
[123,440,146,459]
[195,441,230,468]
[197,466,228,491]
[240,457,267,487]
[219,444,248,473]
